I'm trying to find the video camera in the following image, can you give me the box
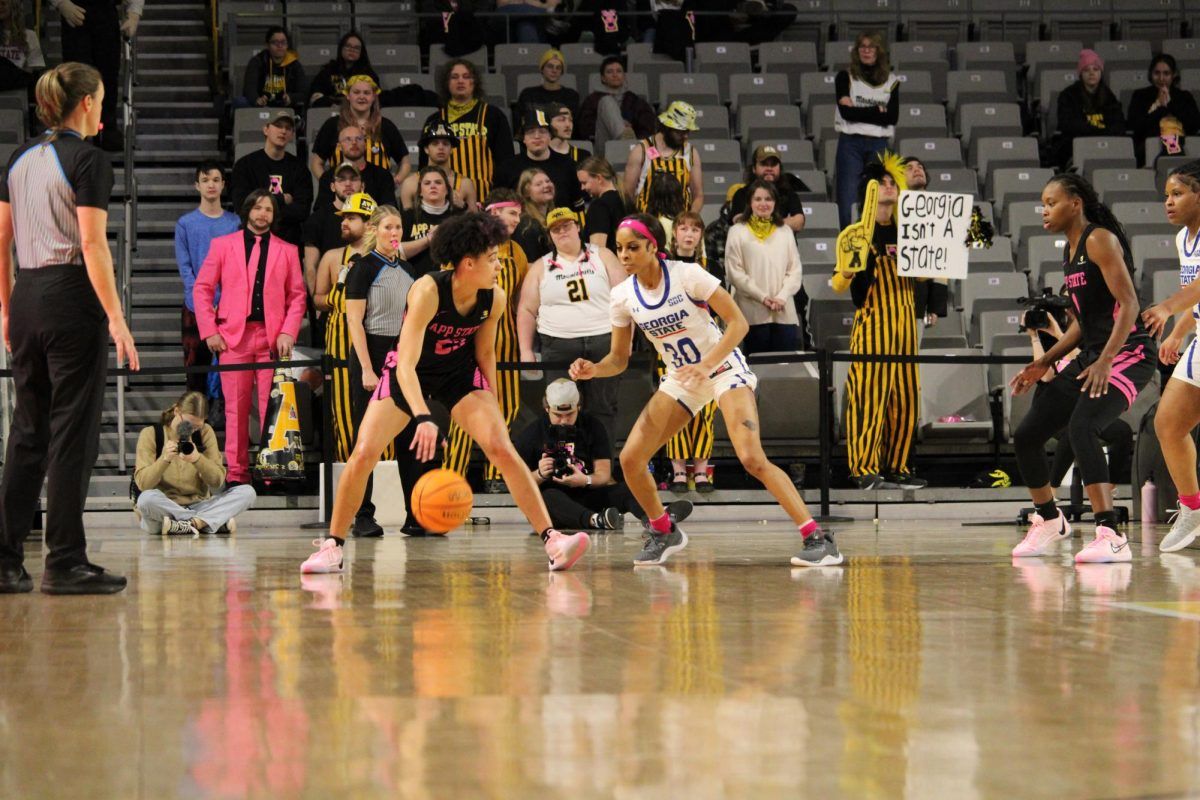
[1016,289,1073,333]
[176,420,197,456]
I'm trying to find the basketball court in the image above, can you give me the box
[4,503,1199,799]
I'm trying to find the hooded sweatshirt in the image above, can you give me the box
[243,48,307,106]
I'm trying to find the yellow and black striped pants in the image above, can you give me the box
[329,361,354,462]
[843,314,919,478]
[441,361,520,479]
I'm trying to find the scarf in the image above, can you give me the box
[446,98,478,121]
[747,215,776,243]
[421,200,450,216]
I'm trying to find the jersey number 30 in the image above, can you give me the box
[662,337,701,369]
[566,278,590,302]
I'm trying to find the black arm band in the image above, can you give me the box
[413,414,436,427]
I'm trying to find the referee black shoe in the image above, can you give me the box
[0,564,33,593]
[41,562,127,595]
[352,514,384,538]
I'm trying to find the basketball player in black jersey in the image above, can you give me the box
[302,212,592,574]
[1010,174,1157,564]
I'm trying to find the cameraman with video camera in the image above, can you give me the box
[1020,289,1132,495]
[133,391,257,536]
[514,379,640,531]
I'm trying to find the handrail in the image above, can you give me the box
[118,35,138,473]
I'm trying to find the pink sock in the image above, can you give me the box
[1181,493,1200,511]
[799,519,819,539]
[649,512,672,534]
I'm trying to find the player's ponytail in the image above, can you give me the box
[35,62,102,137]
[1049,173,1133,266]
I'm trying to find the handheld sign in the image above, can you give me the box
[897,190,973,280]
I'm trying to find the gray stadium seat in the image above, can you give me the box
[1093,40,1153,72]
[560,42,602,73]
[893,70,936,104]
[372,44,421,72]
[1163,39,1200,70]
[792,170,829,201]
[288,15,349,50]
[738,105,803,144]
[1107,69,1149,110]
[894,103,949,141]
[657,73,721,107]
[810,303,857,349]
[798,202,840,236]
[972,298,1025,348]
[946,70,1016,113]
[383,107,433,141]
[494,43,541,72]
[924,167,979,196]
[1132,233,1179,291]
[1093,168,1159,205]
[989,167,1054,215]
[691,104,731,138]
[809,103,838,148]
[798,238,837,277]
[603,139,640,171]
[973,137,1040,182]
[822,40,856,69]
[626,42,680,74]
[960,270,1030,321]
[1039,70,1081,134]
[1071,137,1137,177]
[1004,200,1048,245]
[1043,3,1109,45]
[692,140,743,171]
[728,73,791,112]
[1001,345,1035,439]
[757,42,819,101]
[802,271,841,303]
[297,43,336,69]
[968,236,1018,273]
[1113,201,1173,238]
[798,71,839,109]
[956,103,1022,148]
[896,137,963,166]
[955,41,1017,71]
[892,41,949,65]
[1025,40,1084,88]
[694,42,752,102]
[1022,234,1069,284]
[918,349,993,442]
[748,138,815,168]
[703,171,741,202]
[922,333,971,350]
[304,106,340,144]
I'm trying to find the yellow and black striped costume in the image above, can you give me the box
[634,137,693,212]
[837,222,919,478]
[325,247,357,462]
[437,101,499,204]
[442,240,529,477]
[328,133,393,171]
[660,253,716,461]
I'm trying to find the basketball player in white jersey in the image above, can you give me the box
[1142,160,1200,551]
[570,213,843,567]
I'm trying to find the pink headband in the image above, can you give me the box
[486,201,521,211]
[617,218,662,255]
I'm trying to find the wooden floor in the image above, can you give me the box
[4,509,1200,799]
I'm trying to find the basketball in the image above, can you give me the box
[411,469,475,534]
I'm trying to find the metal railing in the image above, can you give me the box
[118,35,138,473]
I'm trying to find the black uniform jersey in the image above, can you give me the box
[1063,225,1151,359]
[412,268,494,380]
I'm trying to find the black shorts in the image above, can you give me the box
[1048,343,1157,409]
[372,350,491,415]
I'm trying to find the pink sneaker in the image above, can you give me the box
[544,529,590,572]
[300,538,344,573]
[1012,512,1071,557]
[1074,525,1132,564]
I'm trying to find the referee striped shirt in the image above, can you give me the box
[0,130,113,270]
[344,249,415,337]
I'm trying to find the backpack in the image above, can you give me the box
[1132,401,1200,521]
[129,424,205,504]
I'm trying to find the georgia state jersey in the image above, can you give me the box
[1178,226,1200,320]
[610,259,735,373]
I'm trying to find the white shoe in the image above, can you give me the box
[1160,505,1200,552]
[1074,525,1133,564]
[1012,512,1071,557]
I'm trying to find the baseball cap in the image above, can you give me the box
[545,378,580,411]
[546,207,580,229]
[753,145,783,164]
[337,192,377,217]
[519,107,551,134]
[419,119,459,148]
[333,161,361,178]
[266,109,299,127]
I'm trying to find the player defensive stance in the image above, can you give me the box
[303,213,591,573]
[1141,160,1200,552]
[570,214,842,567]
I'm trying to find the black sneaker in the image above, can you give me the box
[853,473,883,490]
[790,530,844,567]
[0,564,33,593]
[881,471,928,490]
[590,507,623,530]
[41,562,127,595]
[633,523,689,566]
[400,518,433,537]
[352,515,384,538]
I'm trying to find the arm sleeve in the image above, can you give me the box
[73,146,113,210]
[1056,88,1090,137]
[284,161,313,225]
[576,93,599,140]
[175,219,196,309]
[778,235,804,299]
[230,156,252,213]
[195,426,227,487]
[1126,90,1156,142]
[584,197,613,238]
[382,120,408,169]
[344,257,376,300]
[609,286,633,327]
[486,106,514,165]
[242,54,263,100]
[309,65,334,99]
[723,229,767,303]
[631,94,657,139]
[133,427,169,492]
[311,119,338,162]
[835,71,899,126]
[1177,90,1200,135]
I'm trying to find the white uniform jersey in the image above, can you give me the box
[537,244,612,338]
[1178,226,1200,320]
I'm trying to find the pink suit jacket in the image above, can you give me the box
[193,230,307,349]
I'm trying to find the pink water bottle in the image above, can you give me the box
[1142,480,1157,525]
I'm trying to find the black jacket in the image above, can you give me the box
[1127,84,1200,144]
[1056,81,1126,140]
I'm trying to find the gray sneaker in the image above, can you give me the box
[1161,505,1200,552]
[790,530,844,567]
[161,517,197,537]
[634,524,689,566]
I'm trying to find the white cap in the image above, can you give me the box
[545,378,580,411]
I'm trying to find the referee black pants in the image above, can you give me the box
[0,265,108,571]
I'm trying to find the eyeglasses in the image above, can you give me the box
[268,38,289,45]
[340,136,366,143]
[342,43,362,52]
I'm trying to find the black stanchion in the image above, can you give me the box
[816,348,852,524]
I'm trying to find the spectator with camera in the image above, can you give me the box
[133,391,256,536]
[230,109,312,246]
[514,379,637,530]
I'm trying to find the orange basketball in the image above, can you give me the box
[411,469,474,534]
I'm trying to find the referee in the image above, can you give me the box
[0,63,139,594]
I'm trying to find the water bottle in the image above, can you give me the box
[1142,480,1157,525]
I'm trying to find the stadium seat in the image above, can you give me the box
[922,333,971,350]
[693,140,743,171]
[297,43,336,70]
[561,42,602,73]
[626,42,680,74]
[989,167,1054,215]
[756,42,819,101]
[822,40,856,70]
[798,238,837,277]
[1025,41,1084,89]
[1038,70,1081,135]
[1093,168,1159,205]
[968,236,1018,273]
[694,42,752,102]
[1004,200,1048,245]
[798,202,840,237]
[1162,39,1200,70]
[738,105,803,144]
[703,171,741,202]
[802,271,841,303]
[657,72,721,107]
[1113,0,1180,44]
[893,70,937,105]
[923,167,979,196]
[357,17,416,46]
[1043,3,1110,45]
[1107,68,1149,109]
[691,104,731,138]
[377,71,435,94]
[954,41,1017,71]
[1022,234,1070,283]
[603,139,640,171]
[370,44,421,73]
[896,137,964,166]
[918,349,993,442]
[902,1,970,44]
[946,70,1017,113]
[834,11,899,45]
[935,307,967,337]
[748,138,815,168]
[1001,345,1035,438]
[892,41,949,65]
[971,298,1025,347]
[498,44,546,97]
[1071,137,1136,177]
[383,107,433,142]
[1151,269,1182,313]
[798,72,839,109]
[810,303,857,349]
[972,137,1040,182]
[1113,201,1173,238]
[288,15,349,51]
[728,73,791,112]
[808,103,838,149]
[1132,233,1180,294]
[960,270,1030,322]
[956,103,1023,149]
[894,103,949,142]
[234,107,285,146]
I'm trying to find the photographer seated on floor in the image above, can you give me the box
[514,378,640,531]
[133,391,257,536]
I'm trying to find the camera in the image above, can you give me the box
[177,420,196,456]
[544,424,577,479]
[1016,289,1072,332]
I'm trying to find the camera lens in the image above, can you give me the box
[178,440,195,456]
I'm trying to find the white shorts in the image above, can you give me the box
[658,351,758,416]
[1171,338,1200,388]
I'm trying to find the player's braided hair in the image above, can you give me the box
[1168,159,1200,192]
[1047,173,1133,265]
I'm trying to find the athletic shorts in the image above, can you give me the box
[658,349,758,416]
[373,350,491,415]
[1052,343,1156,409]
[1171,338,1200,389]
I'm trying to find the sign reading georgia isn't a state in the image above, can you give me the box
[897,190,973,280]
